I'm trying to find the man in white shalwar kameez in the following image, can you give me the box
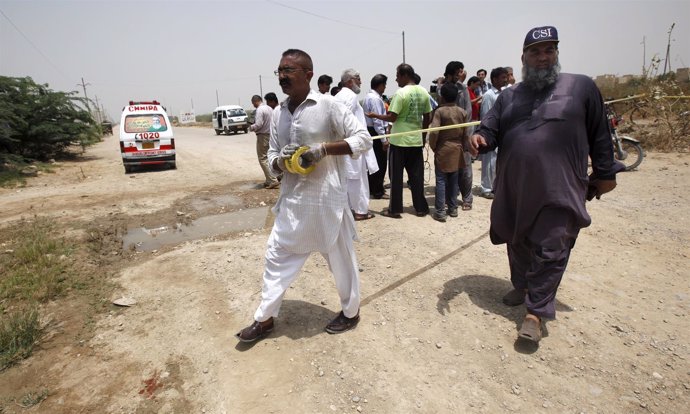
[236,49,372,343]
[335,69,379,221]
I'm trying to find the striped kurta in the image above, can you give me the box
[267,90,372,254]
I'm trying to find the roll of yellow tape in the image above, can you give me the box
[283,156,296,174]
[284,146,316,175]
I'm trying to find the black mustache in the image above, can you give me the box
[280,80,291,87]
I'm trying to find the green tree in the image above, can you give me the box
[0,76,100,162]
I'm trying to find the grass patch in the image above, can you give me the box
[0,169,26,187]
[18,388,49,408]
[0,158,56,188]
[0,218,73,306]
[0,308,43,371]
[0,218,75,370]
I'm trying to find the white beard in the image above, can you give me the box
[522,60,561,91]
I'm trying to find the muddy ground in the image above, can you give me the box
[0,127,688,413]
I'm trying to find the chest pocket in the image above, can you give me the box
[527,95,572,130]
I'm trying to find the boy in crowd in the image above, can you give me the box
[428,83,468,222]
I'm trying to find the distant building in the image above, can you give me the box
[594,74,618,89]
[619,75,636,85]
[594,69,688,88]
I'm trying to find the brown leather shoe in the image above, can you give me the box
[235,318,274,343]
[502,289,526,306]
[325,311,360,334]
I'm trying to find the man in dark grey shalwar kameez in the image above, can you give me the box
[469,26,625,343]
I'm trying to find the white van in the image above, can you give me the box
[212,105,248,135]
[119,100,176,173]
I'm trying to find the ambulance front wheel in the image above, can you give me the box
[169,161,177,170]
[124,164,134,174]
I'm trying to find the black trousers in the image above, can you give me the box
[506,207,579,319]
[388,144,428,214]
[367,127,387,198]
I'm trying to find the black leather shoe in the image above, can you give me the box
[235,318,274,343]
[502,289,526,306]
[325,311,360,334]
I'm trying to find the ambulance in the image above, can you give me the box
[212,105,248,135]
[119,100,176,173]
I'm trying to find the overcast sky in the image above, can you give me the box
[1,0,688,121]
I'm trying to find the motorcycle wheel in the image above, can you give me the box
[616,137,644,171]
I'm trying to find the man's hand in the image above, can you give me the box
[468,133,487,157]
[586,178,617,201]
[299,143,327,168]
[279,143,301,160]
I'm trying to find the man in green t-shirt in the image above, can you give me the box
[367,63,431,218]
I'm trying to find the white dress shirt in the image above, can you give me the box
[267,90,372,253]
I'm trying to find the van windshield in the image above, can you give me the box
[124,114,168,133]
[228,109,246,117]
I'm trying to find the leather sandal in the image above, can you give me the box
[353,212,375,221]
[235,318,274,343]
[518,316,542,343]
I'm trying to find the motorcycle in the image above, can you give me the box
[606,104,644,171]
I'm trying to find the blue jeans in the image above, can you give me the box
[458,151,473,205]
[434,165,459,214]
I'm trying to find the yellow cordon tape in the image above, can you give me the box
[284,92,687,176]
[604,94,647,104]
[371,120,480,141]
[604,94,689,104]
[284,146,316,175]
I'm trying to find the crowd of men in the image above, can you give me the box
[236,25,624,346]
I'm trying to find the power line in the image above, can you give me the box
[266,0,398,35]
[0,7,71,81]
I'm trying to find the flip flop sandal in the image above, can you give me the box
[518,317,542,343]
[354,212,375,221]
[462,203,472,211]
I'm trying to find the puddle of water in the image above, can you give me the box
[123,207,272,252]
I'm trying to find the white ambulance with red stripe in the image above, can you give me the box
[119,100,176,173]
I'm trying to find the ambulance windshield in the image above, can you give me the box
[124,114,168,133]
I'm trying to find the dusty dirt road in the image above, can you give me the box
[1,126,688,413]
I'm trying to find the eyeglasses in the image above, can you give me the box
[274,67,311,76]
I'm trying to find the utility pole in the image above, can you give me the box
[191,98,194,110]
[641,36,646,77]
[259,75,263,97]
[402,31,406,63]
[216,89,220,106]
[100,101,108,122]
[94,95,103,123]
[663,23,675,76]
[77,77,92,116]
